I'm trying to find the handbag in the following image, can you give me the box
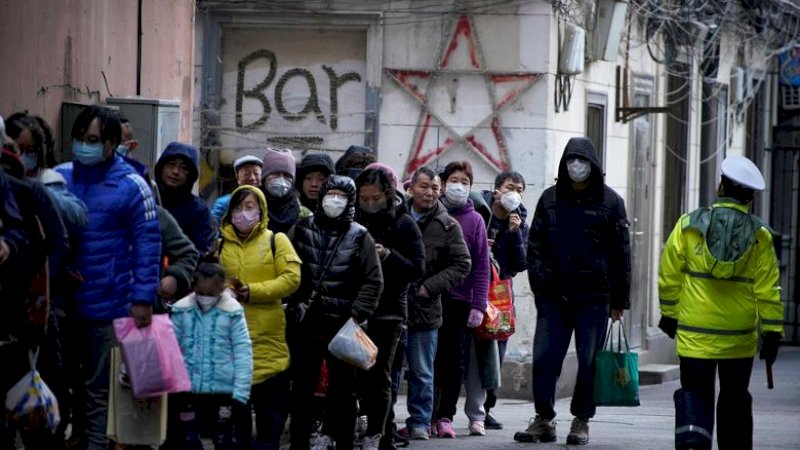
[475,262,515,341]
[593,319,640,407]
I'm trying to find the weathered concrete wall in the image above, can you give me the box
[0,0,195,152]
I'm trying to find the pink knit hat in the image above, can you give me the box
[365,162,399,191]
[262,147,296,180]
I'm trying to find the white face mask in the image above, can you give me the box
[500,191,522,212]
[444,182,469,206]
[196,295,220,312]
[322,195,348,218]
[566,158,592,183]
[266,177,292,198]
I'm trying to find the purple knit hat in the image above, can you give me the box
[262,147,296,180]
[365,162,399,191]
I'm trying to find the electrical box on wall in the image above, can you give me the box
[106,97,181,173]
[559,23,586,74]
[591,0,628,62]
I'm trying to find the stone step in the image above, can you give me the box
[638,363,680,385]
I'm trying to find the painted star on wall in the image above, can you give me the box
[386,15,544,177]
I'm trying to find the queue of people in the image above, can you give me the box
[0,103,783,450]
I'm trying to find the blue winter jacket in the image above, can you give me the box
[170,291,253,404]
[155,143,215,254]
[211,193,232,226]
[57,157,161,322]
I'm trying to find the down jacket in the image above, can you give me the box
[528,137,631,309]
[219,186,302,384]
[171,291,253,404]
[406,199,471,331]
[57,158,161,321]
[287,175,384,334]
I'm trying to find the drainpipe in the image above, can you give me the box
[136,0,143,95]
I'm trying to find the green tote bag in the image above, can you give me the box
[593,320,640,407]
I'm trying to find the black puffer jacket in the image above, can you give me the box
[406,199,471,331]
[527,137,631,309]
[288,175,384,333]
[356,194,425,322]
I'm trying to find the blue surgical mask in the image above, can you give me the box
[73,140,106,166]
[115,144,130,158]
[21,153,38,173]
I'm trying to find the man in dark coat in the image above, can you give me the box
[515,137,631,446]
[155,142,215,254]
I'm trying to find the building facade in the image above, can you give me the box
[191,0,792,398]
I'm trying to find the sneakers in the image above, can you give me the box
[566,417,590,445]
[468,420,486,436]
[361,433,382,450]
[513,416,557,443]
[436,418,456,438]
[397,426,429,440]
[484,413,503,430]
[311,434,334,450]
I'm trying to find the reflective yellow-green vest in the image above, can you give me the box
[658,201,783,359]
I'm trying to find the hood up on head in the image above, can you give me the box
[222,185,270,232]
[556,136,604,195]
[155,142,200,192]
[315,174,357,229]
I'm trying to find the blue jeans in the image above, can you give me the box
[532,299,609,420]
[405,329,438,430]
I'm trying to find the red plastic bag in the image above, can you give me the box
[113,314,191,399]
[475,264,515,340]
[314,360,328,397]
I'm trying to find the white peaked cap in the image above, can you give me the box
[720,155,765,190]
[234,155,263,172]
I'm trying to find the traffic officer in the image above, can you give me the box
[658,155,783,450]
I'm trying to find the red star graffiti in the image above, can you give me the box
[386,15,544,176]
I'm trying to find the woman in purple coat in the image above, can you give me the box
[431,160,491,438]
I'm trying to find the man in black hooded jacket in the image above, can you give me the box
[514,137,631,446]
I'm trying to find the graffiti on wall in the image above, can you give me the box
[235,49,362,132]
[385,15,544,177]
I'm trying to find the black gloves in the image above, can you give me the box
[658,316,678,339]
[760,332,781,366]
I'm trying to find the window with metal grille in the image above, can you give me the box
[663,65,691,240]
[586,93,607,168]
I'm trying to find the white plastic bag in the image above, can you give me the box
[4,349,61,432]
[328,318,378,370]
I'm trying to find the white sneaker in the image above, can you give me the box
[361,433,382,450]
[469,421,486,436]
[311,434,334,450]
[356,415,369,437]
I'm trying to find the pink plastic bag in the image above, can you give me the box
[113,314,191,399]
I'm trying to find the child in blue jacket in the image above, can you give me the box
[167,258,253,449]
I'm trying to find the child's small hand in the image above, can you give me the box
[158,275,178,298]
[235,285,250,304]
[228,277,243,290]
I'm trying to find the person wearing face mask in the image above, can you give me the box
[55,105,162,450]
[478,170,529,429]
[431,161,491,438]
[211,154,263,226]
[261,147,312,233]
[515,137,631,446]
[218,185,302,450]
[354,168,426,450]
[167,257,253,450]
[155,142,216,255]
[286,175,384,450]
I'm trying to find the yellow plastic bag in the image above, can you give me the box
[106,347,167,446]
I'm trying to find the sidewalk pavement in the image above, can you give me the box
[393,346,800,449]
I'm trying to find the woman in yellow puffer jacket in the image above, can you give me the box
[219,185,302,450]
